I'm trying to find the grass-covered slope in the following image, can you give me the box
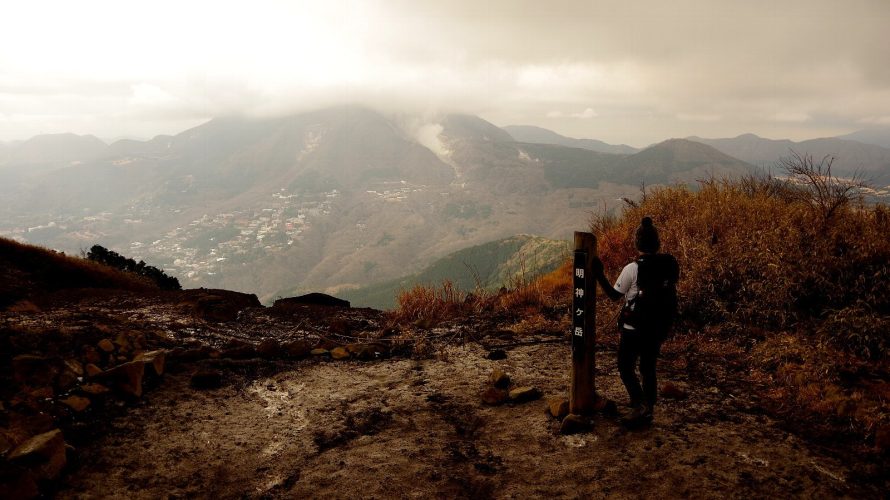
[0,237,155,308]
[341,235,568,309]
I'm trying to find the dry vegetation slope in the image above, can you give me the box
[398,159,890,451]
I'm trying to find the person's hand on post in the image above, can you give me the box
[591,256,604,278]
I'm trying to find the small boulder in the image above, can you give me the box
[79,383,110,396]
[546,397,570,419]
[256,339,282,359]
[481,387,509,406]
[273,293,350,309]
[60,395,90,412]
[282,340,312,359]
[28,387,54,400]
[190,368,222,390]
[114,332,131,352]
[85,364,102,377]
[487,369,510,389]
[97,339,115,353]
[62,359,84,376]
[330,347,350,360]
[559,414,591,435]
[486,349,507,360]
[94,361,145,398]
[509,386,542,404]
[346,343,384,361]
[661,381,689,400]
[134,350,167,377]
[311,348,329,356]
[220,340,256,360]
[12,355,61,387]
[82,346,102,365]
[7,429,67,481]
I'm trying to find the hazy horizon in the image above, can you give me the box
[2,0,889,147]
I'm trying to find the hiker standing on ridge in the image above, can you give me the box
[592,217,679,425]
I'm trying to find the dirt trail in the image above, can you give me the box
[56,341,876,499]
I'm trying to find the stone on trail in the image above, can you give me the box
[486,349,507,360]
[661,381,690,400]
[12,355,61,387]
[60,395,90,412]
[330,347,350,360]
[487,368,510,389]
[94,361,145,398]
[310,348,330,356]
[190,368,223,390]
[85,363,102,377]
[346,343,384,361]
[256,339,282,359]
[7,429,67,481]
[97,339,115,353]
[481,387,510,406]
[134,350,167,377]
[509,386,542,403]
[79,383,110,395]
[559,414,591,435]
[546,397,570,419]
[283,340,313,359]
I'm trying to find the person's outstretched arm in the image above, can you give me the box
[592,256,624,301]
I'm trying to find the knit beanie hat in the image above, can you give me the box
[635,216,661,253]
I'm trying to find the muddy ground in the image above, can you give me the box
[57,340,878,499]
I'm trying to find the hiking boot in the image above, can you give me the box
[621,404,653,428]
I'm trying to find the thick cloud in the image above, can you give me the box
[1,0,887,146]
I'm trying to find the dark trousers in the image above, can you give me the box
[617,328,662,409]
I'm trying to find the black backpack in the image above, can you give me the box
[619,253,679,336]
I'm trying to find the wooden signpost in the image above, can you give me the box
[570,231,597,415]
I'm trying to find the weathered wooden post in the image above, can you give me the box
[570,231,597,415]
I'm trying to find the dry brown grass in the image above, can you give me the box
[0,237,156,308]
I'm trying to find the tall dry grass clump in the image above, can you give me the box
[593,171,889,359]
[588,163,889,444]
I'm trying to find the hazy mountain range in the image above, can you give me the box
[1,106,888,305]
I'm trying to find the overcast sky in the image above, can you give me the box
[1,0,888,147]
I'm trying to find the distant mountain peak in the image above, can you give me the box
[502,125,639,155]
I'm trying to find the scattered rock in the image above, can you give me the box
[346,343,384,361]
[547,397,570,419]
[169,346,214,362]
[273,293,350,309]
[85,364,102,377]
[12,355,61,387]
[79,383,110,396]
[486,349,507,360]
[190,368,223,390]
[256,339,282,359]
[94,361,145,398]
[28,387,54,400]
[114,332,131,352]
[311,348,330,356]
[220,340,257,360]
[97,339,115,353]
[82,346,101,365]
[60,395,90,412]
[481,387,510,406]
[330,347,350,360]
[183,289,261,322]
[134,350,167,377]
[282,340,312,359]
[487,368,510,389]
[661,381,689,400]
[509,386,542,403]
[559,414,591,435]
[62,359,84,376]
[7,429,67,481]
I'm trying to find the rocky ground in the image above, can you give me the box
[2,289,887,498]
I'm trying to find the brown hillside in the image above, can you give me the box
[0,237,155,308]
